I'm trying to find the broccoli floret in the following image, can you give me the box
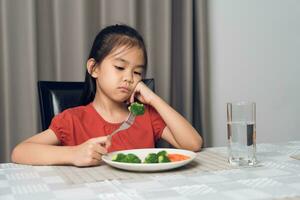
[129,102,145,116]
[157,150,167,157]
[112,153,141,163]
[112,152,171,164]
[112,153,127,162]
[126,153,142,163]
[144,153,158,163]
[158,155,171,163]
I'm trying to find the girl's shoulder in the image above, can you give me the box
[141,104,162,120]
[58,104,93,119]
[144,104,158,114]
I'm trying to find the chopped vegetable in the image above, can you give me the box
[144,153,158,163]
[167,154,190,162]
[157,150,167,157]
[112,153,141,163]
[128,102,145,116]
[112,153,126,162]
[111,151,189,164]
[158,154,170,163]
[126,153,142,163]
[156,151,170,163]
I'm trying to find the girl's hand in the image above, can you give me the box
[130,81,157,105]
[71,136,111,167]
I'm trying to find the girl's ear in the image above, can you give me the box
[86,58,99,78]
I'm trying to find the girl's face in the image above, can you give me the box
[91,46,145,102]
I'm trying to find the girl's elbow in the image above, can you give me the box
[191,137,203,152]
[181,135,203,152]
[192,142,202,152]
[11,147,18,163]
[11,144,23,163]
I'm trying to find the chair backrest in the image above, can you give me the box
[38,79,155,131]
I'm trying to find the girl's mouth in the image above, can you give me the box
[117,86,130,93]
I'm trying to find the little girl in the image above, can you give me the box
[11,24,202,167]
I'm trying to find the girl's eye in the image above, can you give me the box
[134,71,142,76]
[114,66,124,70]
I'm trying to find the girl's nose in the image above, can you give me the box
[123,73,134,83]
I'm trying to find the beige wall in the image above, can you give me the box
[208,0,300,146]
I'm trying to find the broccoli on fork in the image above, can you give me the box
[128,102,145,116]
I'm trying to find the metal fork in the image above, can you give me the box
[107,112,135,140]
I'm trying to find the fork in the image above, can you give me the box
[107,112,136,140]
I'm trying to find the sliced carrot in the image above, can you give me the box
[167,154,190,162]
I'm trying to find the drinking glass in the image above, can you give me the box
[227,101,256,166]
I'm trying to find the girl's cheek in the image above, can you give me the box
[136,75,143,82]
[134,78,142,86]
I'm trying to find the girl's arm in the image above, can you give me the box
[151,97,202,151]
[130,82,203,152]
[11,129,110,166]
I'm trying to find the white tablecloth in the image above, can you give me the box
[0,141,300,200]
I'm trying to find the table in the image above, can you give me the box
[0,141,300,200]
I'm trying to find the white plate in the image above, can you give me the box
[102,148,197,172]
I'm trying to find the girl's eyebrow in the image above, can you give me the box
[114,57,144,68]
[115,58,129,64]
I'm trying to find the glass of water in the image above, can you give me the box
[227,101,256,166]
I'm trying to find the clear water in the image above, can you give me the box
[227,121,256,166]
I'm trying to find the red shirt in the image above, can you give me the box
[49,103,166,152]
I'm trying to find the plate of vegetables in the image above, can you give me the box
[102,148,197,172]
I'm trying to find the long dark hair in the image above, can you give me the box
[80,24,148,105]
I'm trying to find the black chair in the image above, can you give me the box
[38,79,155,131]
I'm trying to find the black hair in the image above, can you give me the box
[80,24,148,105]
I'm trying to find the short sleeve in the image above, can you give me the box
[49,110,73,145]
[148,105,166,141]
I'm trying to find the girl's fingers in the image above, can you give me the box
[135,94,143,102]
[130,91,136,103]
[130,82,154,104]
[91,151,102,160]
[93,143,108,155]
[105,139,111,149]
[91,136,109,144]
[90,158,102,166]
[130,82,143,103]
[91,136,111,149]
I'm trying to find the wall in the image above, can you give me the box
[207,0,300,146]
